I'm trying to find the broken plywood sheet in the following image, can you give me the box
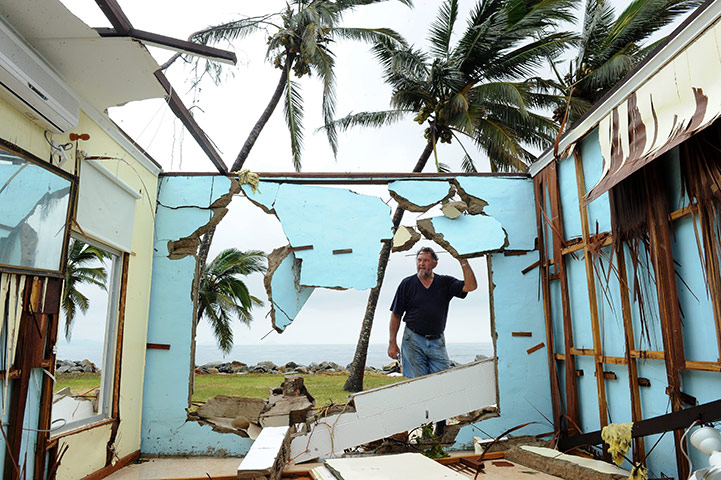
[392,225,421,252]
[417,215,506,257]
[454,177,535,251]
[249,183,393,290]
[265,246,314,331]
[290,359,496,463]
[505,446,630,480]
[388,180,454,212]
[323,453,469,479]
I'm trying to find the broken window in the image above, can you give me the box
[52,238,122,434]
[0,143,73,274]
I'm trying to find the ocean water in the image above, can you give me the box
[57,342,494,369]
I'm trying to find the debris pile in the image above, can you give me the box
[190,375,317,439]
[55,359,99,373]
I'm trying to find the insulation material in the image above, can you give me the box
[387,180,454,212]
[1,274,24,414]
[601,423,633,466]
[587,18,721,203]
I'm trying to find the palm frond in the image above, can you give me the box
[323,109,410,132]
[284,78,305,171]
[428,0,459,58]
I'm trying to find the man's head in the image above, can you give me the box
[416,247,438,279]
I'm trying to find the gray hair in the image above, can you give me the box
[416,247,438,261]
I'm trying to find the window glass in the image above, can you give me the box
[51,238,121,434]
[0,146,72,272]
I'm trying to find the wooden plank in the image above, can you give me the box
[643,167,688,479]
[511,332,533,337]
[36,278,63,480]
[533,173,563,432]
[521,260,540,275]
[147,343,171,350]
[574,151,609,438]
[332,248,353,255]
[546,163,581,434]
[526,342,545,354]
[289,245,313,252]
[630,350,665,360]
[80,450,140,480]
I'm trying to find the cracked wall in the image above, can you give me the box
[142,174,550,456]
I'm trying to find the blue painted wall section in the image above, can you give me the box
[142,175,252,455]
[455,177,536,251]
[388,180,454,211]
[455,252,552,446]
[420,215,506,256]
[244,183,393,289]
[266,247,314,331]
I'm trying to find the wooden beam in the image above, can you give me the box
[147,343,171,350]
[512,332,533,337]
[94,28,237,64]
[643,166,688,479]
[534,173,563,433]
[527,342,545,354]
[81,450,140,480]
[574,151,609,439]
[546,163,581,434]
[153,71,228,175]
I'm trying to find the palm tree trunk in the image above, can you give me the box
[343,139,435,392]
[230,52,295,172]
[194,53,295,321]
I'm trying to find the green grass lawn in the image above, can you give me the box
[55,372,404,406]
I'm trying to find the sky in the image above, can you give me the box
[57,0,686,353]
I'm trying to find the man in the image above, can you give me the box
[388,247,477,378]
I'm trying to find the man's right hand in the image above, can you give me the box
[388,342,400,361]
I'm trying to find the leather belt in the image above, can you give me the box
[408,327,441,340]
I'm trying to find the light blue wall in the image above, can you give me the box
[455,252,551,446]
[142,175,252,455]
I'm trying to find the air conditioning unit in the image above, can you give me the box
[0,17,79,134]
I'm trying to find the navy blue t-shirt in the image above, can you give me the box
[390,274,467,336]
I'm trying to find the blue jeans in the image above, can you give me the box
[401,328,450,378]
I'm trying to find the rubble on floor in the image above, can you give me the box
[505,445,631,480]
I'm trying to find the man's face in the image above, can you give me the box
[416,252,437,279]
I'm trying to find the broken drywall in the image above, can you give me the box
[417,215,507,258]
[454,177,536,250]
[392,225,421,252]
[244,182,393,289]
[387,180,455,212]
[264,246,314,332]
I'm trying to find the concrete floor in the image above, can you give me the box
[104,455,564,479]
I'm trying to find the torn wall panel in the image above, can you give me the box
[241,182,280,214]
[248,183,393,290]
[387,180,454,212]
[455,177,536,251]
[264,246,314,332]
[417,215,506,258]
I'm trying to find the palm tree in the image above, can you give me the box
[197,248,267,354]
[177,0,412,298]
[61,240,108,340]
[333,0,577,391]
[551,0,702,129]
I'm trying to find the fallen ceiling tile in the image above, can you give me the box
[388,180,455,212]
[417,215,507,257]
[392,225,421,252]
[264,246,314,332]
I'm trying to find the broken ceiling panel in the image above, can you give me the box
[392,226,421,252]
[417,215,506,257]
[247,183,392,290]
[241,182,280,214]
[265,246,314,332]
[455,177,536,251]
[388,180,454,212]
